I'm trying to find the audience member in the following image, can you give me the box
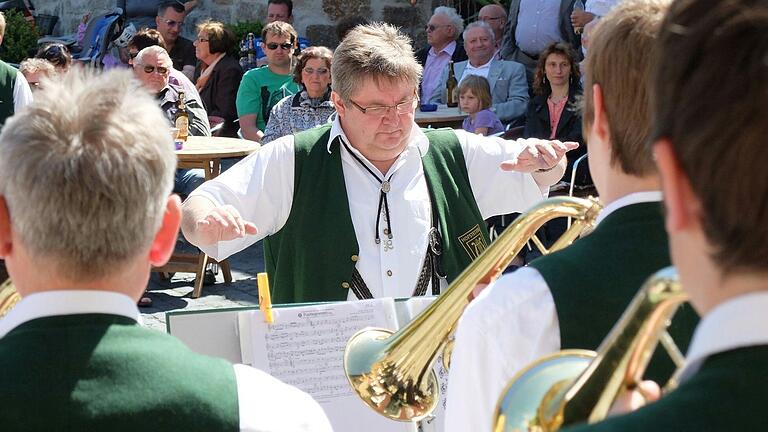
[477,4,507,53]
[0,68,333,431]
[35,42,73,72]
[19,59,55,91]
[524,42,587,185]
[156,1,196,80]
[128,28,203,103]
[262,46,335,143]
[118,0,198,31]
[500,0,582,84]
[458,75,503,136]
[335,15,369,43]
[194,20,243,138]
[431,21,528,125]
[416,7,466,102]
[236,21,300,142]
[570,0,620,31]
[0,12,32,127]
[252,0,310,68]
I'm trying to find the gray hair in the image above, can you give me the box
[463,20,495,43]
[332,22,422,101]
[19,58,55,76]
[134,45,171,66]
[433,6,464,40]
[0,69,176,281]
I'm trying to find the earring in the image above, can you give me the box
[543,75,548,84]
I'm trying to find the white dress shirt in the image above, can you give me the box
[0,291,333,432]
[460,57,494,82]
[13,71,33,111]
[677,292,768,382]
[192,115,546,301]
[444,191,663,432]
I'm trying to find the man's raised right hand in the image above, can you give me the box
[194,205,258,245]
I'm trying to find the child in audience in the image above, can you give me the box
[459,75,504,136]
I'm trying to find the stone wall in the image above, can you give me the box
[34,0,434,50]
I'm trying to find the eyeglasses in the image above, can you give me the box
[266,42,293,51]
[196,37,209,43]
[479,16,505,22]
[161,18,184,28]
[348,98,418,117]
[140,65,169,75]
[303,67,329,75]
[426,24,450,32]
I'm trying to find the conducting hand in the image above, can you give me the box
[500,140,579,173]
[194,205,258,244]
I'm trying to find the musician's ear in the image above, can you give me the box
[148,195,182,267]
[654,138,700,233]
[0,196,12,258]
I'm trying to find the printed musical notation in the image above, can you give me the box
[249,298,398,401]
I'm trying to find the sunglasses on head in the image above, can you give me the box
[141,65,169,74]
[266,42,293,50]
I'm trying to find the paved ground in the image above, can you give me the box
[140,240,265,331]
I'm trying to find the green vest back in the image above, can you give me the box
[264,125,489,304]
[529,202,699,383]
[0,61,16,126]
[561,346,768,432]
[0,314,239,431]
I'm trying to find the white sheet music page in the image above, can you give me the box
[243,298,414,432]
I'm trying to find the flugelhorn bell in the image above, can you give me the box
[0,279,19,318]
[493,267,687,432]
[344,196,602,422]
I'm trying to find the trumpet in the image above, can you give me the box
[343,196,602,422]
[493,267,687,431]
[0,279,19,318]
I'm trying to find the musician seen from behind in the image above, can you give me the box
[182,23,577,305]
[562,0,768,430]
[0,69,332,431]
[445,2,699,430]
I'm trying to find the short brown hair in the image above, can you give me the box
[457,75,492,111]
[197,20,237,54]
[129,29,167,51]
[293,46,333,84]
[261,20,297,44]
[582,0,670,176]
[532,42,581,96]
[651,0,768,273]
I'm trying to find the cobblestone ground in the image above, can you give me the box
[140,240,265,332]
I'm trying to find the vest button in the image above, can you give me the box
[351,255,359,262]
[341,281,350,289]
[386,270,393,276]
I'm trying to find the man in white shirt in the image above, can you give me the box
[430,21,529,125]
[445,2,698,431]
[562,0,768,430]
[0,69,332,431]
[415,6,467,102]
[181,23,577,305]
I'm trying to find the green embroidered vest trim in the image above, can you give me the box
[0,61,17,126]
[0,314,239,431]
[529,202,699,383]
[264,125,489,304]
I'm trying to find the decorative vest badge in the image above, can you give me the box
[458,224,488,259]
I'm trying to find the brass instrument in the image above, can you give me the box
[493,267,687,431]
[0,279,19,318]
[343,196,602,422]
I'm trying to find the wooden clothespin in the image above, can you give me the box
[257,272,274,324]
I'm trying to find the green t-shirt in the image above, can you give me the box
[235,66,299,131]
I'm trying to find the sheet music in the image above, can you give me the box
[242,298,415,432]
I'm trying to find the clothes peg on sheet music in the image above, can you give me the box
[257,272,274,324]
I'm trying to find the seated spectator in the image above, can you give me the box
[335,15,369,43]
[415,6,467,102]
[236,21,300,142]
[155,1,196,80]
[35,42,72,73]
[0,68,333,431]
[194,20,243,138]
[524,42,588,185]
[248,0,310,69]
[128,28,204,107]
[19,59,55,91]
[430,21,529,126]
[262,46,334,143]
[477,4,507,54]
[458,75,504,136]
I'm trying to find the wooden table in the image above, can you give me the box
[414,104,467,129]
[154,136,261,298]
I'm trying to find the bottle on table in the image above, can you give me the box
[174,91,189,150]
[446,61,458,108]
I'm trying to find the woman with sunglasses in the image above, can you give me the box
[194,20,243,138]
[262,46,334,143]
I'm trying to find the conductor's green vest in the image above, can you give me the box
[0,60,18,126]
[264,125,490,304]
